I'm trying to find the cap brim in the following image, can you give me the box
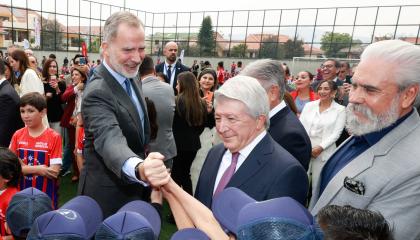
[118,200,161,238]
[212,187,255,234]
[238,197,313,228]
[170,228,210,240]
[61,196,103,238]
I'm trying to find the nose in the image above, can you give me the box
[348,86,364,104]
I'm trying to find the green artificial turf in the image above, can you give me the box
[58,175,178,239]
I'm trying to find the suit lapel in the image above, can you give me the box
[96,65,144,144]
[270,106,290,128]
[312,110,420,213]
[131,78,150,144]
[227,134,273,188]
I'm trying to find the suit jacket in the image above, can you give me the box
[78,64,150,218]
[155,61,190,94]
[141,76,177,160]
[299,100,345,162]
[268,105,311,171]
[0,80,23,147]
[310,110,420,240]
[195,133,308,208]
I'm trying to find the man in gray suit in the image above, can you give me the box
[310,40,420,240]
[139,55,177,166]
[78,12,169,218]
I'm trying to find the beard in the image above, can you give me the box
[345,96,400,136]
[108,53,141,79]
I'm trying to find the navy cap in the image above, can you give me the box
[212,187,323,239]
[170,228,210,240]
[6,187,53,238]
[95,200,161,240]
[27,195,103,240]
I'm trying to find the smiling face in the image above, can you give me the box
[9,57,20,72]
[103,23,145,78]
[295,71,311,90]
[48,61,58,76]
[199,73,215,91]
[321,60,339,81]
[215,97,265,153]
[317,81,336,102]
[71,70,84,84]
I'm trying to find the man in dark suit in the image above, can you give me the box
[195,75,308,208]
[0,60,23,147]
[240,59,311,171]
[78,12,169,218]
[155,41,190,94]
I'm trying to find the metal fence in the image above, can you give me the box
[0,0,419,59]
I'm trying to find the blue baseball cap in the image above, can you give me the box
[95,200,161,240]
[212,187,323,240]
[6,187,53,238]
[170,228,210,240]
[27,195,103,240]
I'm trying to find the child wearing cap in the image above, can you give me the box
[0,148,22,239]
[9,92,62,209]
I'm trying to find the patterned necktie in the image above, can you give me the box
[167,65,172,83]
[214,152,240,196]
[124,78,132,97]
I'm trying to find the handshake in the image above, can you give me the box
[138,152,171,187]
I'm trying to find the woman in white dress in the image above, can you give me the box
[299,79,346,198]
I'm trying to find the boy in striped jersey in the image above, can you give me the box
[9,92,62,209]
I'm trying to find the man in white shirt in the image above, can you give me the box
[194,75,308,208]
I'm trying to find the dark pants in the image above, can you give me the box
[171,150,198,195]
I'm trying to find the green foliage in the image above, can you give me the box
[321,32,360,58]
[283,39,304,59]
[41,18,64,51]
[231,43,248,58]
[259,36,284,59]
[197,16,216,56]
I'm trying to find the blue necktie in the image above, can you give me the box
[167,65,172,83]
[124,78,132,97]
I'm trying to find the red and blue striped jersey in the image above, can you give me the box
[9,127,62,209]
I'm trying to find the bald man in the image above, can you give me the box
[155,41,190,94]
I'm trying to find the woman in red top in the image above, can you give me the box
[290,71,319,116]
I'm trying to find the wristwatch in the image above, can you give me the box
[135,162,142,180]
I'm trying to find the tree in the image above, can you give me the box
[197,16,216,57]
[321,32,358,58]
[283,39,304,59]
[231,43,248,58]
[41,18,64,51]
[259,36,284,59]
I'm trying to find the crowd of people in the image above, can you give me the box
[1,10,420,240]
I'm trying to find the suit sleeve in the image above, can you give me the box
[82,88,139,179]
[0,93,17,146]
[268,163,309,205]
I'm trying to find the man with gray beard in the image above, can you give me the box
[309,40,420,240]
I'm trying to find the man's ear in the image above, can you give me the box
[401,84,419,109]
[268,85,280,102]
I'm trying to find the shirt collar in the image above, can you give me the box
[231,131,267,159]
[0,78,6,86]
[269,101,287,118]
[165,60,176,67]
[102,59,127,85]
[362,109,414,146]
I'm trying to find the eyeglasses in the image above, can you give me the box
[321,64,335,69]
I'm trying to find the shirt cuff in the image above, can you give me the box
[122,157,148,186]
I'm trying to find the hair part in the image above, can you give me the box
[103,11,143,43]
[240,59,285,100]
[214,75,270,128]
[20,92,47,111]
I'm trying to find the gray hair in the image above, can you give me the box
[361,40,420,106]
[103,11,143,43]
[240,59,286,99]
[214,76,270,128]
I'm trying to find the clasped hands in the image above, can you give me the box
[138,152,171,188]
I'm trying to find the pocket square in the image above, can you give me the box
[344,176,365,195]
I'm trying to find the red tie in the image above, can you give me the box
[214,152,240,196]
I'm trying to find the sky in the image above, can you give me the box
[120,0,420,12]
